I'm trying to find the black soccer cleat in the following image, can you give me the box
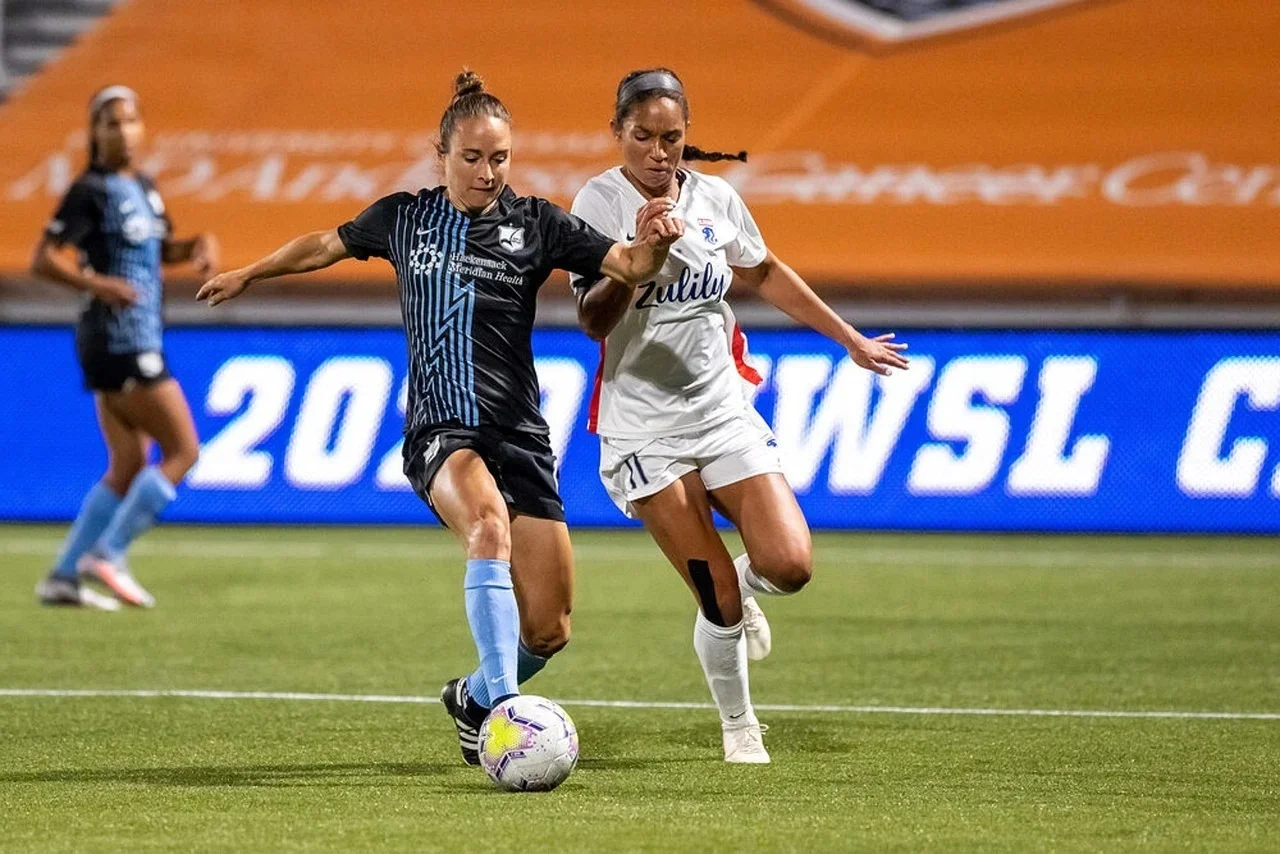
[440,677,485,766]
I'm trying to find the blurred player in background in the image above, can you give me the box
[571,68,909,763]
[32,85,218,611]
[197,71,681,765]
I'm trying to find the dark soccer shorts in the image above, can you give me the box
[403,424,566,526]
[77,345,172,393]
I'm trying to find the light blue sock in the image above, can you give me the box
[94,467,176,563]
[462,558,519,709]
[466,641,550,708]
[53,482,122,578]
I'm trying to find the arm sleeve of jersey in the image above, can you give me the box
[566,186,618,293]
[337,193,404,261]
[44,181,101,248]
[540,199,615,283]
[724,185,767,268]
[138,175,174,239]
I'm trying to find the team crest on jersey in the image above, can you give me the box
[136,351,164,379]
[756,0,1097,48]
[698,218,717,245]
[498,225,525,252]
[122,212,154,245]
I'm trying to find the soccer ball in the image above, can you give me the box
[478,695,579,792]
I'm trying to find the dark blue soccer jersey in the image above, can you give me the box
[338,186,614,435]
[45,167,172,354]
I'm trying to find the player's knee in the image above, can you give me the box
[163,441,199,480]
[103,459,143,495]
[466,510,511,560]
[525,613,571,657]
[759,542,813,593]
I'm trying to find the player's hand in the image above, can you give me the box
[91,275,138,308]
[640,213,684,249]
[196,269,250,306]
[633,197,675,241]
[191,233,221,277]
[848,331,910,376]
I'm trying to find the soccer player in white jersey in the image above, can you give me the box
[570,68,909,763]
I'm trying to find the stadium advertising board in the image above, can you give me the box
[2,326,1277,533]
[0,0,1277,288]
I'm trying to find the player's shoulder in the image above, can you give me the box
[391,189,429,208]
[504,190,562,224]
[683,168,742,205]
[572,168,630,215]
[359,189,422,220]
[66,168,109,198]
[132,170,159,190]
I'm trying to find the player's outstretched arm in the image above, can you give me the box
[580,199,683,339]
[600,198,683,286]
[196,229,350,306]
[734,251,910,376]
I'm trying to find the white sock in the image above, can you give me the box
[735,553,787,598]
[693,611,757,728]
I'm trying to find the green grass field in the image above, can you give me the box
[2,525,1277,852]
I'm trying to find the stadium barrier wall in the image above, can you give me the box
[2,325,1278,533]
[1,0,1277,290]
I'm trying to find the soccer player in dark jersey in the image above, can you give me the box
[32,86,219,611]
[197,71,682,764]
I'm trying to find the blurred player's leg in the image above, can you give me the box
[79,380,197,607]
[36,395,144,610]
[635,473,768,763]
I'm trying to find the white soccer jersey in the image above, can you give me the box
[570,167,768,439]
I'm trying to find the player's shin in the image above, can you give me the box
[52,482,121,578]
[462,558,520,708]
[94,466,175,563]
[693,610,756,727]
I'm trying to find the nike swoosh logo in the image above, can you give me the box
[728,711,746,720]
[417,227,436,236]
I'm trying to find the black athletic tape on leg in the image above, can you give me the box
[687,559,726,626]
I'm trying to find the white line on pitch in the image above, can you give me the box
[0,688,1275,721]
[1,537,1273,570]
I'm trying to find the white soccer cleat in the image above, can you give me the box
[77,554,155,608]
[723,722,771,764]
[35,576,121,611]
[742,596,772,661]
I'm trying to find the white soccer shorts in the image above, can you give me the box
[598,408,784,519]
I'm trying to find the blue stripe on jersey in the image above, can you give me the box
[396,192,479,430]
[101,174,164,353]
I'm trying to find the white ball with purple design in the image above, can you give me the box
[478,695,579,792]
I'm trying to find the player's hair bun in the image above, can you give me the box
[453,70,485,102]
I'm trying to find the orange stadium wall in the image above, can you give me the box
[0,0,1277,291]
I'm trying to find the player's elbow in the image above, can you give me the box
[30,243,54,278]
[577,299,611,342]
[580,314,610,342]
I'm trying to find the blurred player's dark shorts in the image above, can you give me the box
[77,342,171,393]
[403,424,565,526]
